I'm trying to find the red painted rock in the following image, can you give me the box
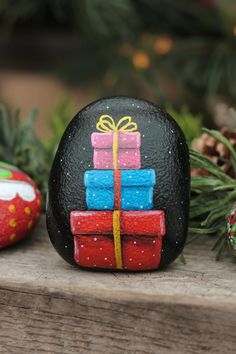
[0,162,42,248]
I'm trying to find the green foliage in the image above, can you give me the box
[45,100,74,160]
[0,0,137,39]
[0,104,50,203]
[0,102,73,206]
[162,38,236,101]
[167,106,202,143]
[1,1,236,107]
[78,0,137,38]
[190,126,236,260]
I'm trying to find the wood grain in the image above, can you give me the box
[0,216,235,354]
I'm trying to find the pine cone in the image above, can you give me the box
[191,127,236,177]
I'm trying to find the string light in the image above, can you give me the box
[132,51,150,69]
[154,36,173,55]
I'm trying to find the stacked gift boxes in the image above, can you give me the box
[70,115,166,270]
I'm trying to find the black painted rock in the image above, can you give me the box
[47,97,190,271]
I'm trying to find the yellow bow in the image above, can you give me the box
[96,115,138,133]
[95,115,138,269]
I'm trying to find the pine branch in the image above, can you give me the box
[0,104,51,205]
[189,141,236,260]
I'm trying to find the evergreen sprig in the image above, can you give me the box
[190,127,236,260]
[0,104,51,203]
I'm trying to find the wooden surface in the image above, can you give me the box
[0,216,235,354]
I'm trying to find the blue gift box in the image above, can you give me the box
[84,169,156,210]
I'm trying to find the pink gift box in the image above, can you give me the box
[91,132,141,169]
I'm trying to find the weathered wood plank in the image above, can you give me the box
[0,216,235,354]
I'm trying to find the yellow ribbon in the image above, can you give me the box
[96,115,138,133]
[96,115,138,268]
[113,210,122,269]
[96,115,138,169]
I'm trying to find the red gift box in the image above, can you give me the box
[70,210,166,271]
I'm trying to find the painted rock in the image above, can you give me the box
[227,207,236,254]
[0,162,42,248]
[47,97,190,271]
